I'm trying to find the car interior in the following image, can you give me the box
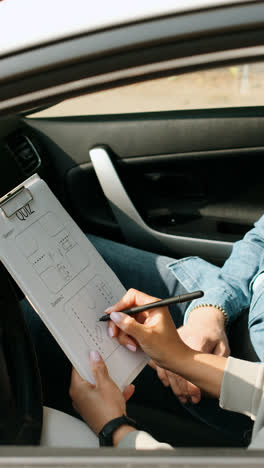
[2,4,264,466]
[0,59,263,452]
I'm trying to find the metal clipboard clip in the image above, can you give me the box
[0,186,33,218]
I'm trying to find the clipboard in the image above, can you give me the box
[0,174,148,389]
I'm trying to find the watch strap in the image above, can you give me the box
[99,414,139,446]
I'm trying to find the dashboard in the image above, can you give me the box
[0,117,46,199]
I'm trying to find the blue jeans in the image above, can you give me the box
[22,234,253,446]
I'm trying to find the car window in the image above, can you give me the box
[28,62,264,118]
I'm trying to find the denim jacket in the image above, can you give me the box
[167,214,264,360]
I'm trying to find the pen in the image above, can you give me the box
[98,290,204,322]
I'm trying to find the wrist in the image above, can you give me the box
[165,341,195,375]
[167,345,202,385]
[166,345,227,398]
[187,305,228,328]
[99,414,139,446]
[113,425,137,447]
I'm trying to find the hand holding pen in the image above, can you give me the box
[101,288,204,368]
[99,290,203,321]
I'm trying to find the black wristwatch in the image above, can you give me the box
[99,414,139,446]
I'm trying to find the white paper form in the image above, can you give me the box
[0,174,148,389]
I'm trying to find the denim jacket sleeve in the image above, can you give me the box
[168,215,264,325]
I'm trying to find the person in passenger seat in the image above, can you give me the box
[69,292,264,449]
[22,214,264,446]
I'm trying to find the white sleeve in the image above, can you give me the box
[220,357,264,420]
[117,430,173,450]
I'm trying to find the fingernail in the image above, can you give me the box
[108,327,114,338]
[90,351,101,362]
[191,396,199,404]
[179,397,187,404]
[105,306,113,312]
[126,344,137,352]
[110,311,123,324]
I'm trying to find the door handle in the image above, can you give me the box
[89,146,232,259]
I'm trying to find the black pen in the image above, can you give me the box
[98,290,204,322]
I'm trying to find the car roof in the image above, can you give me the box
[0,0,254,58]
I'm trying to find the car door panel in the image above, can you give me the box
[27,107,264,161]
[25,107,264,262]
